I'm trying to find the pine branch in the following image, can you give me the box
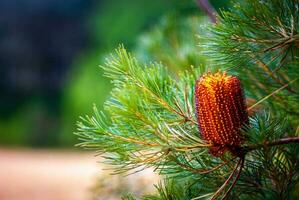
[78,44,299,199]
[77,2,299,197]
[76,46,215,175]
[246,136,299,151]
[199,0,299,121]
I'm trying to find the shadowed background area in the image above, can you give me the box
[0,0,230,199]
[0,0,181,146]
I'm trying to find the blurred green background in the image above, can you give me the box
[0,0,230,148]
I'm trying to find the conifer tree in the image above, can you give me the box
[76,0,299,199]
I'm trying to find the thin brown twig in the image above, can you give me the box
[222,158,245,200]
[270,47,290,76]
[105,131,160,147]
[139,83,198,125]
[124,70,196,125]
[210,158,242,200]
[196,0,217,23]
[172,96,198,125]
[254,58,295,93]
[247,77,298,111]
[246,136,299,152]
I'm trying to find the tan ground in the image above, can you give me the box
[0,148,158,200]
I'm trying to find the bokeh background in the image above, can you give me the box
[0,0,230,199]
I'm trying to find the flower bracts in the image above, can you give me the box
[195,72,248,156]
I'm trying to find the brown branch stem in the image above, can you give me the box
[246,136,299,152]
[196,0,217,23]
[222,158,244,200]
[210,158,242,200]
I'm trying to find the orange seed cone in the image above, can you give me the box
[195,72,248,157]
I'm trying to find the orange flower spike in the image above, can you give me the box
[195,72,248,157]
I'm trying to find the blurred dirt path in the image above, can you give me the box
[0,148,158,200]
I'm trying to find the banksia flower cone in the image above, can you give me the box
[195,72,248,157]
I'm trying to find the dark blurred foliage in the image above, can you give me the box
[0,0,96,146]
[0,0,92,115]
[0,0,230,147]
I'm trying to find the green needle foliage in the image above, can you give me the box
[76,0,299,199]
[200,0,299,125]
[77,46,211,175]
[135,14,210,72]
